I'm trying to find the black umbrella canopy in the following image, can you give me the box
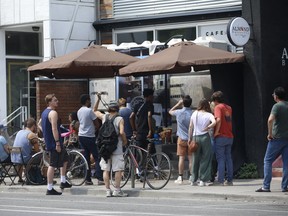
[28,45,139,79]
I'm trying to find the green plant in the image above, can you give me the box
[235,163,259,179]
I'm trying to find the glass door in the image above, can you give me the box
[6,59,39,128]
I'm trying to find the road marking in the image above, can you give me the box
[0,205,188,216]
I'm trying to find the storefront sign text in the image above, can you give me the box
[282,48,288,66]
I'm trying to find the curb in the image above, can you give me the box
[2,184,287,204]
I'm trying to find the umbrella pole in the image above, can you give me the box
[164,73,168,127]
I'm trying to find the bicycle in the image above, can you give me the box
[110,137,171,190]
[25,138,89,186]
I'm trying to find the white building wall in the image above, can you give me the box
[0,0,49,25]
[0,30,7,123]
[45,0,96,60]
[0,0,96,123]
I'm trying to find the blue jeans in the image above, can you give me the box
[263,138,288,190]
[214,136,233,183]
[78,136,103,182]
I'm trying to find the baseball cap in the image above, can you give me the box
[108,100,119,111]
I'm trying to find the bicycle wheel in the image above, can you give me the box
[110,154,131,188]
[25,152,47,185]
[66,150,88,186]
[145,152,171,190]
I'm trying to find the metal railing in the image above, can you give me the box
[0,106,27,127]
[0,106,27,146]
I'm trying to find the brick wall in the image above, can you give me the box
[36,79,88,125]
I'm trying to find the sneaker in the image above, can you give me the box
[198,181,205,187]
[106,190,112,197]
[198,180,213,186]
[174,176,183,184]
[97,180,105,186]
[188,176,192,184]
[85,180,93,185]
[282,188,288,192]
[190,181,198,186]
[213,181,224,186]
[60,181,72,189]
[46,188,62,195]
[224,180,233,186]
[205,181,213,186]
[112,190,128,197]
[255,187,271,192]
[18,179,25,184]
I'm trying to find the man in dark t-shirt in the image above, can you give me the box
[130,88,155,154]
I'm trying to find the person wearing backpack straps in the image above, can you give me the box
[94,94,128,197]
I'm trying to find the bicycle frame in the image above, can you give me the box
[126,141,153,189]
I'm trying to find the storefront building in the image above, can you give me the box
[1,1,287,176]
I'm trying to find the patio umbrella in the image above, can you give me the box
[119,41,245,76]
[28,45,139,79]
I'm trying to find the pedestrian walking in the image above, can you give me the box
[256,87,288,192]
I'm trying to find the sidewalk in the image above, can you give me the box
[1,177,287,204]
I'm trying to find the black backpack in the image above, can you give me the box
[96,114,119,162]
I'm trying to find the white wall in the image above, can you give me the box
[0,0,49,25]
[0,30,7,123]
[0,0,97,122]
[46,0,96,59]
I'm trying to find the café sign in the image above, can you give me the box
[227,17,250,47]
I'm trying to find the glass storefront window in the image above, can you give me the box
[6,31,40,56]
[116,31,153,45]
[157,27,196,42]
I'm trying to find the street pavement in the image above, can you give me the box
[1,177,287,204]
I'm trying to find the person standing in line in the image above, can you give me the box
[169,95,193,184]
[41,94,72,195]
[63,112,79,148]
[130,88,156,154]
[256,87,288,192]
[118,98,133,140]
[11,118,39,183]
[94,95,128,197]
[188,98,216,186]
[211,91,234,186]
[77,94,103,185]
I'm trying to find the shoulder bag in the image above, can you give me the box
[188,111,198,153]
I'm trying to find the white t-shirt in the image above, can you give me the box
[77,106,97,137]
[191,110,215,136]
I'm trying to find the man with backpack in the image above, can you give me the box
[94,94,128,197]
